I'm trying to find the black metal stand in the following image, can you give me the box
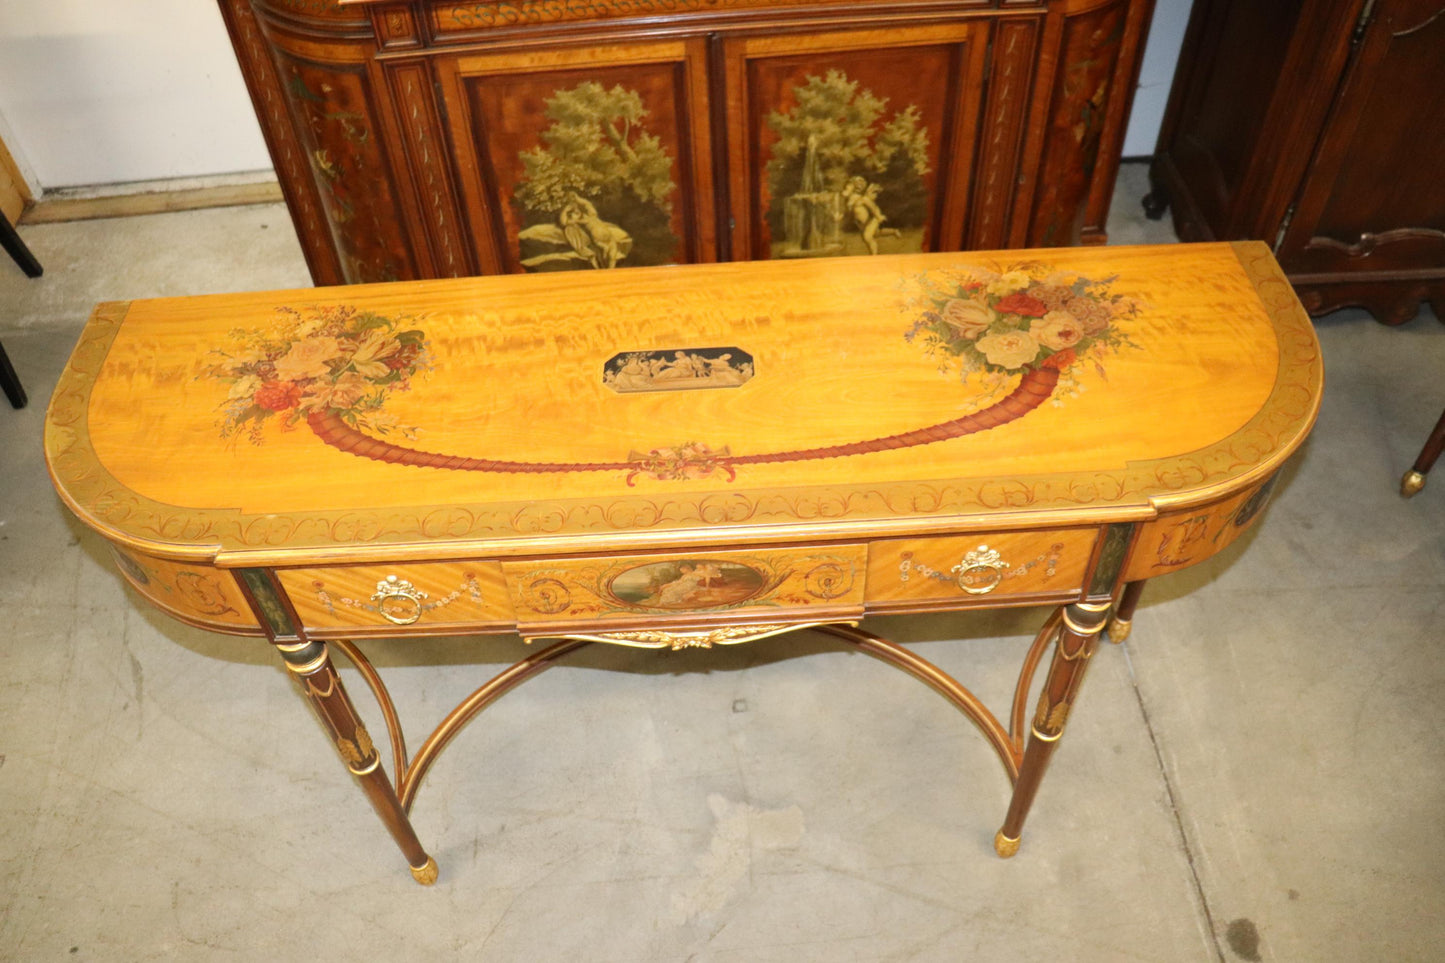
[2,211,41,407]
[1,341,27,409]
[1,211,42,278]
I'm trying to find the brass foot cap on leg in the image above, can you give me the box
[994,830,1021,858]
[410,857,438,885]
[1108,617,1132,644]
[1401,471,1426,498]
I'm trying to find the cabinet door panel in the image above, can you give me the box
[1278,0,1445,301]
[722,24,990,262]
[1023,0,1139,247]
[270,43,420,283]
[1152,0,1308,240]
[436,41,717,275]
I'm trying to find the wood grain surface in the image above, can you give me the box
[45,242,1321,565]
[866,527,1097,609]
[227,0,1155,282]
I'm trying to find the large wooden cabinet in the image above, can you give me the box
[1145,0,1445,324]
[220,0,1155,286]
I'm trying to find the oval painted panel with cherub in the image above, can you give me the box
[607,559,767,610]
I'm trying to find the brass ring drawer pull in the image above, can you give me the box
[952,545,1011,595]
[371,576,429,625]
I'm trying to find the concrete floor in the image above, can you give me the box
[2,165,1442,961]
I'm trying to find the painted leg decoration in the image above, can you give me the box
[1108,580,1146,643]
[995,600,1111,857]
[276,639,437,884]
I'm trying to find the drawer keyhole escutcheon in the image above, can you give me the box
[372,575,428,625]
[952,545,1010,595]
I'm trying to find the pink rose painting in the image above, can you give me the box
[905,260,1143,410]
[196,267,1141,484]
[1032,311,1085,350]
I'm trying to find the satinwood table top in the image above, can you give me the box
[44,241,1322,565]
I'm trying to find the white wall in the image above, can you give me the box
[1122,0,1193,158]
[0,1,272,191]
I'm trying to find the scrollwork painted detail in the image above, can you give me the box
[442,0,707,30]
[46,247,1321,554]
[803,562,853,600]
[522,577,572,615]
[174,572,243,617]
[264,0,355,20]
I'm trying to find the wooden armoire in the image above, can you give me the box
[218,0,1155,286]
[1145,0,1445,324]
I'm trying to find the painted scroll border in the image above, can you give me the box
[45,243,1322,561]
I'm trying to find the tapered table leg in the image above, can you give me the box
[995,600,1111,857]
[1108,580,1146,642]
[276,639,437,884]
[1401,406,1445,497]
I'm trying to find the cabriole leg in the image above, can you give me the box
[995,600,1111,857]
[276,639,437,885]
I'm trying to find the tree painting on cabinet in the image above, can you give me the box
[762,67,936,260]
[513,81,681,272]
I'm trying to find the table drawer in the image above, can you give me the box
[867,528,1098,606]
[278,562,514,630]
[502,545,868,627]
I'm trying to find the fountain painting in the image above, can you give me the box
[765,69,932,259]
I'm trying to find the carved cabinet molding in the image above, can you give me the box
[218,0,1155,285]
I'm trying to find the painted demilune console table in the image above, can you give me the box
[45,243,1321,884]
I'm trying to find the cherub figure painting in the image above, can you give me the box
[840,176,902,255]
[608,559,767,610]
[603,347,755,393]
[766,69,931,258]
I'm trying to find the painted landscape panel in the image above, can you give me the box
[746,47,959,260]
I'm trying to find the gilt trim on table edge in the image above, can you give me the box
[42,243,1321,564]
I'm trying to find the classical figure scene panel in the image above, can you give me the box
[465,66,692,273]
[750,50,956,260]
[603,347,755,393]
[189,259,1142,487]
[607,559,769,610]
